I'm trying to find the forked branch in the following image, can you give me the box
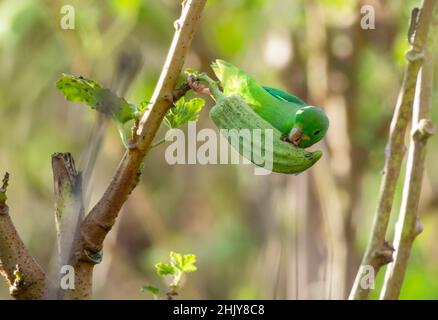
[380,32,436,299]
[349,0,437,300]
[64,0,207,299]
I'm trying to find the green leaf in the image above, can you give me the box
[140,285,160,295]
[164,97,205,129]
[169,251,184,270]
[56,74,136,124]
[155,262,176,276]
[169,252,197,272]
[138,100,151,112]
[184,68,201,76]
[181,254,197,273]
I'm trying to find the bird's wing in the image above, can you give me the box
[211,60,298,134]
[263,86,306,106]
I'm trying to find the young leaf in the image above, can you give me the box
[164,97,205,129]
[181,254,197,273]
[144,251,198,299]
[56,74,136,124]
[170,251,184,270]
[141,285,160,295]
[155,262,176,276]
[184,68,201,76]
[138,100,151,112]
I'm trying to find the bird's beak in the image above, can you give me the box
[288,127,302,146]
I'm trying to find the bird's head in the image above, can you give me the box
[288,106,329,148]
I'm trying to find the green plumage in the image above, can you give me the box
[263,86,306,106]
[209,95,322,174]
[211,60,329,148]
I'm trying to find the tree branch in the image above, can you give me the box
[172,81,192,102]
[349,0,437,300]
[380,32,436,300]
[51,153,85,298]
[0,173,52,299]
[65,0,207,299]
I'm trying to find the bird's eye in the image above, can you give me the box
[313,129,321,136]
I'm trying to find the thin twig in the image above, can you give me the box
[380,33,436,300]
[349,0,436,300]
[0,173,53,299]
[64,0,207,299]
[173,81,192,102]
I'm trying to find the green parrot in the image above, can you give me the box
[211,60,329,148]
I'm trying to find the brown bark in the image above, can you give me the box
[63,0,207,299]
[380,36,436,299]
[0,173,53,299]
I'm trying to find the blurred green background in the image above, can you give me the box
[0,0,437,299]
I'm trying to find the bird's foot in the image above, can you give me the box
[187,74,211,96]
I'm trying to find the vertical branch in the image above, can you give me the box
[52,153,84,267]
[380,38,436,299]
[65,0,207,299]
[349,0,436,300]
[52,153,85,298]
[0,173,52,299]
